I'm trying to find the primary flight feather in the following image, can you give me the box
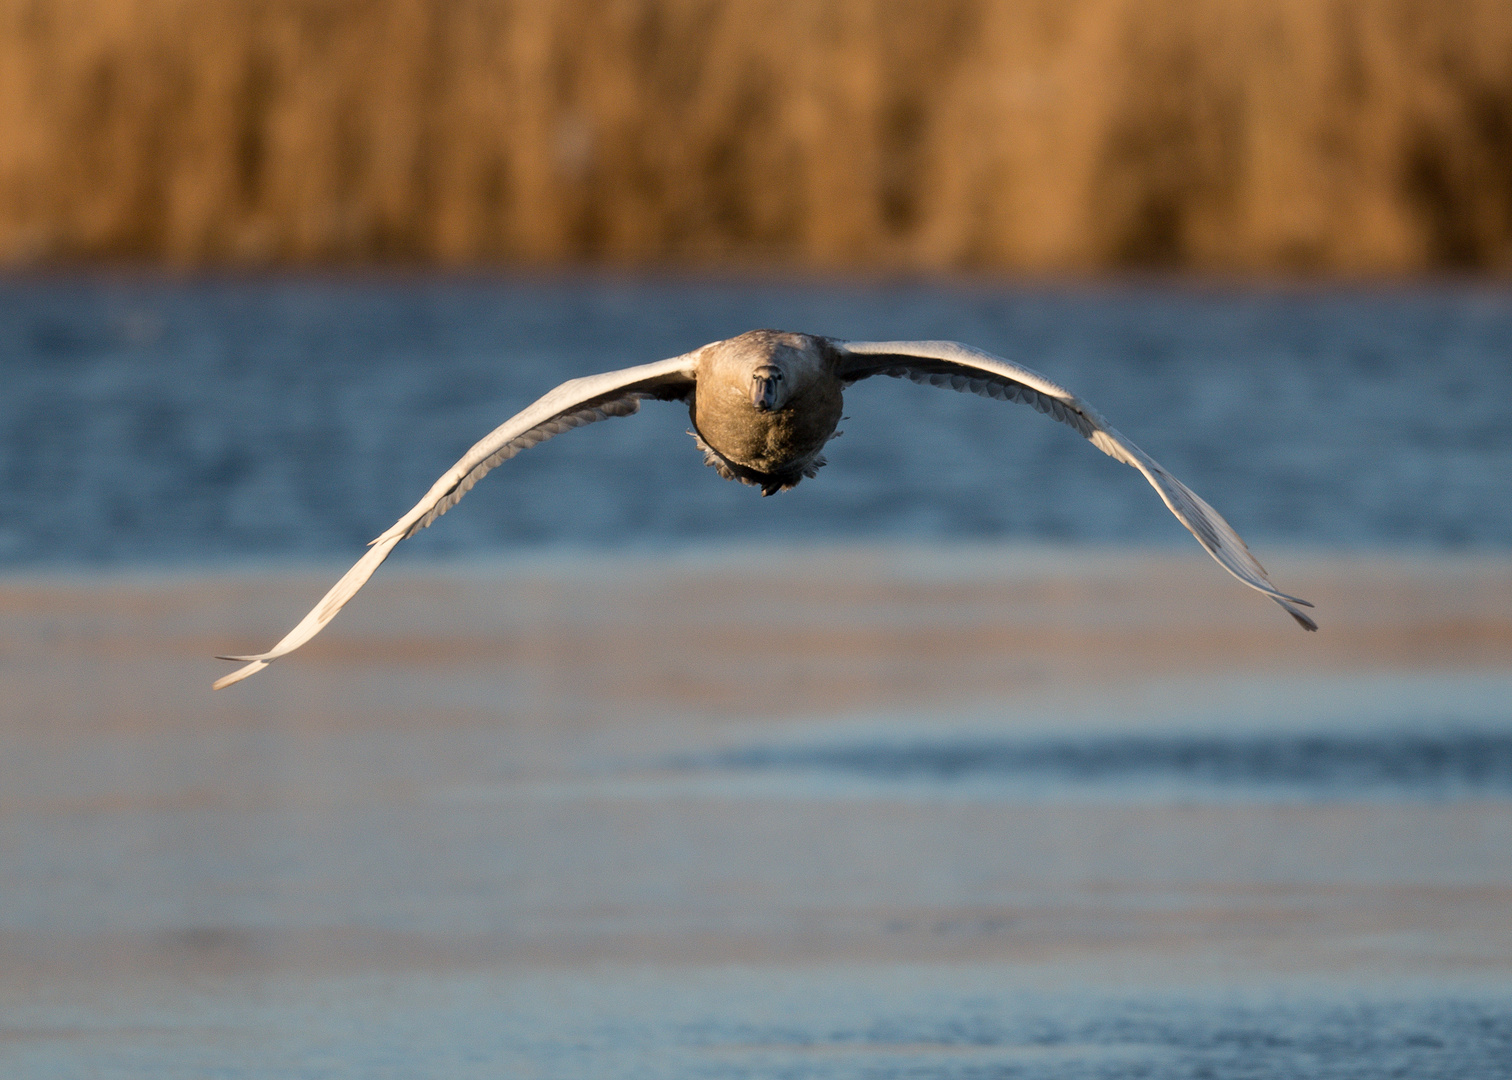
[213,330,1315,689]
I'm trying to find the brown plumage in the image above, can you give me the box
[213,329,1315,689]
[688,329,845,495]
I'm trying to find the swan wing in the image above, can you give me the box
[836,339,1317,630]
[213,351,701,688]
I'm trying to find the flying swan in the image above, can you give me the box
[214,331,1315,689]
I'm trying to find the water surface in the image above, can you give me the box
[2,276,1508,566]
[3,277,1510,1077]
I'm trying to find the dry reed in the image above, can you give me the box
[2,0,1511,271]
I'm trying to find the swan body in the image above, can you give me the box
[689,329,843,493]
[214,331,1315,689]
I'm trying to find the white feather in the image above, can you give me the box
[213,351,700,689]
[838,340,1317,630]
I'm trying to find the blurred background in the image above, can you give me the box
[4,0,1512,273]
[1,0,1510,565]
[2,3,1510,1078]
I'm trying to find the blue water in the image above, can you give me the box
[1,275,1509,566]
[687,729,1512,799]
[4,275,1510,1078]
[8,970,1511,1080]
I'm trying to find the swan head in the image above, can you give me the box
[714,329,827,413]
[750,363,787,411]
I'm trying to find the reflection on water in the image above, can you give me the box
[1,277,1510,566]
[2,272,1509,1078]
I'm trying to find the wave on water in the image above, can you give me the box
[681,729,1512,798]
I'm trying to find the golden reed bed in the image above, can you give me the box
[2,0,1510,272]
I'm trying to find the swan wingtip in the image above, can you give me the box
[212,659,269,690]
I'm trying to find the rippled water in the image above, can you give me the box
[10,969,1511,1080]
[3,558,1509,1078]
[688,729,1512,799]
[3,276,1510,1079]
[2,275,1509,566]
